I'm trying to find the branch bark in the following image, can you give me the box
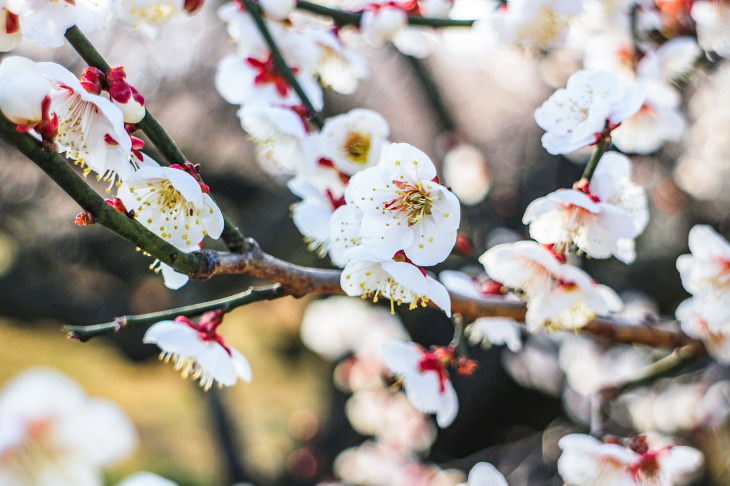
[296,1,476,28]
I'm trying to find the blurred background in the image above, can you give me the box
[1,3,729,484]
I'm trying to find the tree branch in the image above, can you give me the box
[64,26,249,253]
[296,0,476,28]
[582,134,612,181]
[63,284,285,341]
[0,114,201,274]
[242,0,325,129]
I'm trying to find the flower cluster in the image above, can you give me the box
[0,56,225,289]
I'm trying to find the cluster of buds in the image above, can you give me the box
[81,66,146,124]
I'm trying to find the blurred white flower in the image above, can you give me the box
[420,0,453,18]
[10,0,110,48]
[382,339,459,428]
[535,70,644,155]
[692,0,730,57]
[0,56,52,126]
[442,144,491,206]
[259,0,296,20]
[320,108,390,176]
[612,81,686,155]
[457,462,508,486]
[523,152,648,262]
[360,3,408,46]
[468,317,522,352]
[114,0,184,37]
[676,297,730,363]
[117,163,224,249]
[299,295,407,361]
[489,0,582,51]
[341,247,452,315]
[0,5,20,52]
[144,311,252,390]
[117,472,178,486]
[289,176,346,258]
[345,143,460,266]
[0,368,137,486]
[307,29,368,95]
[558,434,703,486]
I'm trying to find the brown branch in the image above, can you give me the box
[191,242,701,351]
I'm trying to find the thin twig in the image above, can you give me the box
[582,134,612,181]
[64,26,248,253]
[242,0,325,129]
[64,284,285,341]
[296,0,476,28]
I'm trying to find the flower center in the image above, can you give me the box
[4,10,19,34]
[385,180,433,226]
[247,55,297,97]
[343,131,371,165]
[128,4,179,23]
[418,352,450,393]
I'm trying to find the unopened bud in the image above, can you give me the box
[74,211,96,226]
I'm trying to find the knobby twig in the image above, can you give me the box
[242,0,326,129]
[296,0,476,28]
[590,342,705,436]
[64,284,285,341]
[64,26,249,253]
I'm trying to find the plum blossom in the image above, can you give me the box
[0,368,137,486]
[144,310,253,390]
[676,225,730,307]
[535,70,645,155]
[360,3,408,46]
[345,143,460,266]
[442,144,491,206]
[117,161,224,250]
[0,4,21,52]
[239,103,312,174]
[523,152,649,262]
[692,0,730,57]
[439,269,507,301]
[320,108,390,176]
[10,0,110,48]
[288,176,347,259]
[676,298,730,363]
[480,241,622,331]
[113,0,185,37]
[467,317,522,352]
[0,56,52,126]
[307,29,368,95]
[489,0,583,51]
[558,434,703,486]
[612,81,686,155]
[259,0,296,20]
[38,62,135,184]
[457,462,508,486]
[329,204,365,267]
[341,247,451,315]
[382,339,459,428]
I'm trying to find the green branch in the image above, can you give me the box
[0,114,201,274]
[64,26,248,253]
[296,1,476,28]
[582,134,612,181]
[64,284,286,341]
[242,0,325,129]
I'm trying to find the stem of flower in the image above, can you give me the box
[64,284,285,341]
[63,26,249,253]
[582,134,612,181]
[0,112,201,275]
[241,0,326,129]
[296,0,476,28]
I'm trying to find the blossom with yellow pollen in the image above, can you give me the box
[320,108,389,176]
[345,143,460,266]
[489,0,582,51]
[114,0,185,37]
[116,159,224,250]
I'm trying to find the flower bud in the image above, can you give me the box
[0,56,53,125]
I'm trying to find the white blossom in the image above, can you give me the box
[382,339,459,428]
[360,3,408,46]
[288,176,346,259]
[467,317,522,352]
[307,29,368,95]
[523,152,648,262]
[117,472,178,486]
[39,61,134,183]
[10,0,110,48]
[535,70,645,155]
[457,462,508,486]
[345,142,460,266]
[692,0,730,58]
[676,298,730,364]
[113,0,184,37]
[0,56,52,126]
[489,0,583,51]
[0,368,137,486]
[442,143,491,206]
[320,108,390,176]
[0,5,21,51]
[259,0,295,20]
[144,313,252,390]
[341,247,452,315]
[117,163,224,249]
